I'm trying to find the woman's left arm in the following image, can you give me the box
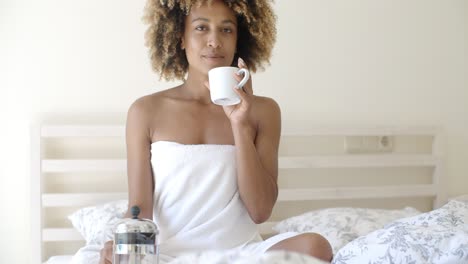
[226,58,281,224]
[231,98,281,224]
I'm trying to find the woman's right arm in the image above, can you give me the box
[125,98,155,219]
[99,98,155,263]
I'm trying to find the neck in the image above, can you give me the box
[181,69,212,104]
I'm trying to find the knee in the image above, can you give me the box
[298,233,333,262]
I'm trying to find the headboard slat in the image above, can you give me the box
[42,193,127,207]
[42,159,126,172]
[281,125,439,136]
[280,155,439,168]
[41,125,125,137]
[279,184,437,201]
[42,154,439,173]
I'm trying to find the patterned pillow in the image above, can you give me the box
[273,207,421,254]
[68,200,128,245]
[333,200,468,264]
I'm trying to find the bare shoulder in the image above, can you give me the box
[251,95,281,121]
[250,96,281,150]
[127,87,180,119]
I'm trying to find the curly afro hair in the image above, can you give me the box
[142,0,277,81]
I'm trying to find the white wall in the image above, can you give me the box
[2,0,467,263]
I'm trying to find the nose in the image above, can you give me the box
[207,32,222,48]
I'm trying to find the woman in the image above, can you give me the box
[99,0,332,263]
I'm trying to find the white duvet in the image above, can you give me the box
[69,245,327,264]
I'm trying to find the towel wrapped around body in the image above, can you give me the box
[152,141,297,262]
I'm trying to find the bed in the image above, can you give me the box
[31,121,468,263]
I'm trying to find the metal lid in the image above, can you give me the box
[114,206,159,235]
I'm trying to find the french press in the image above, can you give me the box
[113,206,159,264]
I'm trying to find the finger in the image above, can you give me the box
[106,248,114,262]
[102,241,113,263]
[204,80,210,90]
[232,72,252,94]
[233,71,244,83]
[232,85,249,103]
[99,252,110,264]
[105,252,113,263]
[243,78,253,95]
[236,58,253,95]
[234,77,253,95]
[238,57,247,69]
[99,254,108,264]
[102,258,111,264]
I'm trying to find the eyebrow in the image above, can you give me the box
[191,17,237,25]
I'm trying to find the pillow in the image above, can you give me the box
[272,207,421,254]
[68,200,128,246]
[333,200,468,264]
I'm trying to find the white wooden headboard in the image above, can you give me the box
[31,123,446,263]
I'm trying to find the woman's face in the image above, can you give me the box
[182,0,238,77]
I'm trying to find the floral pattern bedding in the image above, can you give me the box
[333,200,468,264]
[273,207,421,254]
[67,200,468,264]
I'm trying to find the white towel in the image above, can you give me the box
[152,141,299,262]
[152,141,261,258]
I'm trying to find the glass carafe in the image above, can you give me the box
[113,206,159,264]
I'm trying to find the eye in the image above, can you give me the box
[222,28,233,33]
[195,25,207,31]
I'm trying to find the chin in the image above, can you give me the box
[191,62,230,76]
[205,64,225,73]
[204,58,233,69]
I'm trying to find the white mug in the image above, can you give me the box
[208,66,250,106]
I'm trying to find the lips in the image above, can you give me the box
[202,54,224,59]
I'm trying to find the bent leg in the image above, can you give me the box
[267,233,333,262]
